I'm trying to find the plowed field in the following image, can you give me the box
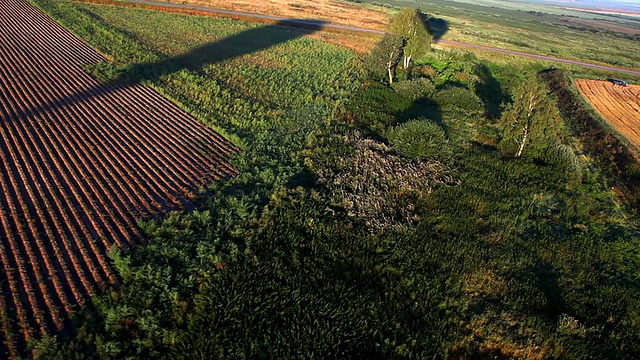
[0,0,237,356]
[575,79,640,148]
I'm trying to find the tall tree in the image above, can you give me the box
[500,78,558,157]
[387,9,432,69]
[364,34,405,84]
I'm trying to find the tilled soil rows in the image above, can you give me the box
[574,78,640,148]
[0,0,237,356]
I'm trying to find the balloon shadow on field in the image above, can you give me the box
[13,19,327,121]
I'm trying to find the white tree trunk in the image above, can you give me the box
[388,65,393,84]
[403,55,411,69]
[515,126,529,157]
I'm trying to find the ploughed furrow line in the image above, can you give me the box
[0,0,238,355]
[133,85,240,165]
[0,54,92,334]
[0,41,109,292]
[90,82,221,184]
[0,39,117,290]
[16,49,198,212]
[575,79,640,149]
[2,48,112,293]
[21,49,171,219]
[6,0,105,65]
[5,43,160,243]
[610,86,640,116]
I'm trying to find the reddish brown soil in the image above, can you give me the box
[575,78,640,149]
[76,0,382,53]
[562,17,640,35]
[163,0,389,31]
[0,0,237,357]
[557,6,640,18]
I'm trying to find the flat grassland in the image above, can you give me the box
[575,78,640,148]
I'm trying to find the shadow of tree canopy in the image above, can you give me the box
[19,19,327,120]
[425,16,449,41]
[402,97,443,129]
[474,63,504,119]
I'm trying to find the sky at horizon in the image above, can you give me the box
[536,0,640,11]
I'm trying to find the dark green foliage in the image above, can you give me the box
[363,34,405,84]
[498,77,564,158]
[387,8,432,67]
[387,118,451,160]
[393,77,435,101]
[432,85,483,114]
[348,82,414,135]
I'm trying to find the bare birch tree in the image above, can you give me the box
[364,34,404,84]
[388,9,432,69]
[500,78,556,157]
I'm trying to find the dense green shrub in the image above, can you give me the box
[433,85,483,114]
[387,118,451,160]
[393,78,435,101]
[348,83,413,135]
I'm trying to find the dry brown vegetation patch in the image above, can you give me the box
[315,134,458,232]
[76,0,383,53]
[574,78,640,150]
[163,0,390,31]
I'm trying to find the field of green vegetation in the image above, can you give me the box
[356,0,640,70]
[29,0,640,358]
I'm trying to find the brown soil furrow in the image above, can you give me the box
[62,80,204,195]
[575,78,640,149]
[0,42,102,300]
[0,41,137,256]
[126,80,239,156]
[0,122,53,336]
[5,41,163,220]
[0,76,68,336]
[7,0,105,65]
[134,85,240,159]
[0,1,237,355]
[87,82,221,183]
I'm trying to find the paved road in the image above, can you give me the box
[103,0,640,77]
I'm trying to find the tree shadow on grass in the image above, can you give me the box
[401,97,443,127]
[474,63,504,119]
[425,16,449,41]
